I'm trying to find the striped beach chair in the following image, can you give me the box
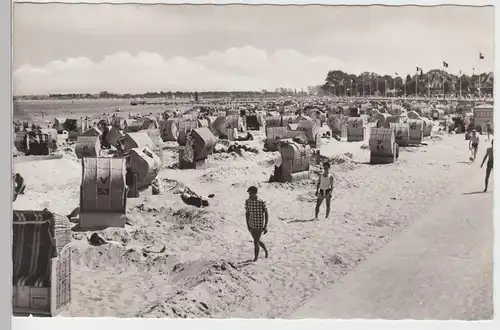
[12,210,71,316]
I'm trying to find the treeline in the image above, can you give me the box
[13,89,304,101]
[322,69,494,97]
[13,68,495,100]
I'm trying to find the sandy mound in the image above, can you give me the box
[137,259,261,318]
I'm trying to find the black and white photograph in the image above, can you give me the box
[11,1,494,321]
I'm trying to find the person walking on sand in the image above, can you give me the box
[485,121,493,141]
[469,130,480,162]
[245,186,269,262]
[480,140,494,192]
[315,162,334,219]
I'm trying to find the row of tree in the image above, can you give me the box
[322,69,494,97]
[13,68,494,100]
[13,90,304,101]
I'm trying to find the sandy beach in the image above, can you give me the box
[11,3,495,321]
[12,124,487,318]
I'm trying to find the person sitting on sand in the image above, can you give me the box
[480,140,494,192]
[315,162,334,220]
[469,130,480,162]
[100,124,110,149]
[180,192,209,208]
[66,207,81,221]
[13,173,26,202]
[245,186,269,262]
[151,179,161,195]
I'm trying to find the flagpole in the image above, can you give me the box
[362,76,365,97]
[473,67,476,99]
[479,58,482,100]
[442,65,446,100]
[459,70,462,99]
[385,80,387,97]
[442,75,445,100]
[427,72,430,98]
[415,67,418,97]
[404,76,406,98]
[393,74,396,99]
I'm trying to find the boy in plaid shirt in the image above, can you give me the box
[245,186,269,262]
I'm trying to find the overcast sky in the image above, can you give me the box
[13,3,494,95]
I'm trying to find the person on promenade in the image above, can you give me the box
[480,140,494,192]
[469,130,480,162]
[245,186,269,262]
[315,162,334,219]
[485,121,493,142]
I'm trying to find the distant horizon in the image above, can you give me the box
[13,4,494,95]
[13,67,494,98]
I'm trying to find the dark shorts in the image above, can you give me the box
[249,227,264,240]
[318,189,332,198]
[472,143,479,149]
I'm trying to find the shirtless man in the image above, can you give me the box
[315,162,334,219]
[469,130,480,162]
[480,140,494,192]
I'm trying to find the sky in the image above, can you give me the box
[13,3,494,95]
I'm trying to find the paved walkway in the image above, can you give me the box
[291,164,494,320]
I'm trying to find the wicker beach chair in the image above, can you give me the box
[79,157,128,229]
[12,209,71,316]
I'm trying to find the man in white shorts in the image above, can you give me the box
[315,162,334,219]
[469,129,480,162]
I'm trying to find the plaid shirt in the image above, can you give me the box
[245,197,267,229]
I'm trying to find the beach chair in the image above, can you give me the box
[79,157,127,230]
[12,210,71,316]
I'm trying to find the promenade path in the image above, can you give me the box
[291,162,494,320]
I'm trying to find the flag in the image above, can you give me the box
[480,53,484,60]
[443,61,449,68]
[483,72,494,85]
[395,72,398,76]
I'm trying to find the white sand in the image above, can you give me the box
[12,126,489,318]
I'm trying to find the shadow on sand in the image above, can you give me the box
[288,218,317,224]
[236,259,254,268]
[462,191,491,195]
